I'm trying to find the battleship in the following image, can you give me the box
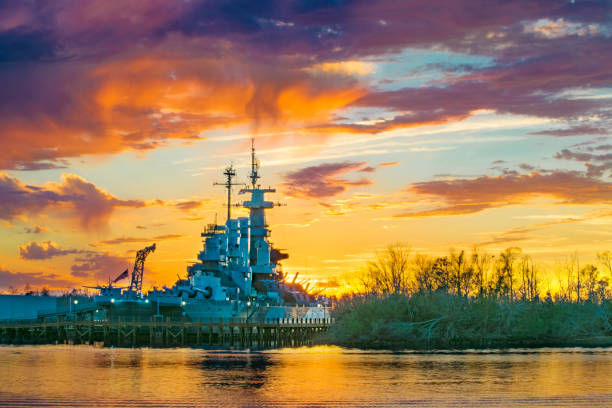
[91,141,330,323]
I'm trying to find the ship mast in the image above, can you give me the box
[249,137,260,188]
[214,164,242,222]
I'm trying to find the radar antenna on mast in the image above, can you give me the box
[214,164,245,221]
[249,137,260,188]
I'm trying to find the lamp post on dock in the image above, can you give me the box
[246,299,251,323]
[68,297,78,320]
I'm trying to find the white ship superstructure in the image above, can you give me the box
[142,141,330,322]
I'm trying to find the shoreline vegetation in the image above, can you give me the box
[321,246,612,350]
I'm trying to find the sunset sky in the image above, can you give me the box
[0,0,610,294]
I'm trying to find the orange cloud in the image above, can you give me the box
[172,200,208,211]
[1,53,366,170]
[379,161,400,167]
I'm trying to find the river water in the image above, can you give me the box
[0,346,611,407]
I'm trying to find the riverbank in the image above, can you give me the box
[319,293,612,350]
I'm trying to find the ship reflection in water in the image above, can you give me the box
[1,346,612,407]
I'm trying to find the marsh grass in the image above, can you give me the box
[322,293,612,349]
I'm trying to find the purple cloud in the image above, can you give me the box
[531,125,610,137]
[400,170,612,217]
[0,172,146,229]
[282,161,373,198]
[19,241,79,260]
[24,225,48,234]
[0,0,610,169]
[70,252,131,280]
[554,148,612,177]
[0,267,74,290]
[90,234,183,247]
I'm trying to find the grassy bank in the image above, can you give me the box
[320,293,612,349]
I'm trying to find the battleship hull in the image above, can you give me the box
[250,305,331,322]
[94,295,186,320]
[181,299,242,322]
[181,299,331,323]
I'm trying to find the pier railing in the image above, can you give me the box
[0,317,334,349]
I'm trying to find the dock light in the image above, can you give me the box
[110,298,115,303]
[181,300,186,306]
[73,300,78,305]
[145,299,149,303]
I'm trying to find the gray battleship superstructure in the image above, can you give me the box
[95,141,330,323]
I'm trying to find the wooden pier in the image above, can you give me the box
[0,317,333,349]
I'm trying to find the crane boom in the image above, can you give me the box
[129,243,156,294]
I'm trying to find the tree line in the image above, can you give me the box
[360,245,612,303]
[2,285,89,297]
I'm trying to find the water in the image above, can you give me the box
[0,346,611,407]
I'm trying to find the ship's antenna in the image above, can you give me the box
[214,164,243,222]
[249,137,260,188]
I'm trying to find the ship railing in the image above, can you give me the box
[0,316,336,330]
[260,317,335,325]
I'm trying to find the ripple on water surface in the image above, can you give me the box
[0,345,611,407]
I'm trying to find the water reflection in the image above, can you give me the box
[93,349,145,369]
[195,352,272,389]
[0,345,611,407]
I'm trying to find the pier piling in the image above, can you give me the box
[0,317,332,349]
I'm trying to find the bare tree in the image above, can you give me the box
[414,253,436,293]
[445,248,476,297]
[597,251,612,277]
[596,278,610,302]
[494,247,521,301]
[471,246,492,297]
[449,249,465,297]
[358,244,611,302]
[519,255,539,301]
[563,252,580,302]
[361,244,411,296]
[463,260,475,297]
[554,260,569,301]
[432,256,451,293]
[580,264,599,302]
